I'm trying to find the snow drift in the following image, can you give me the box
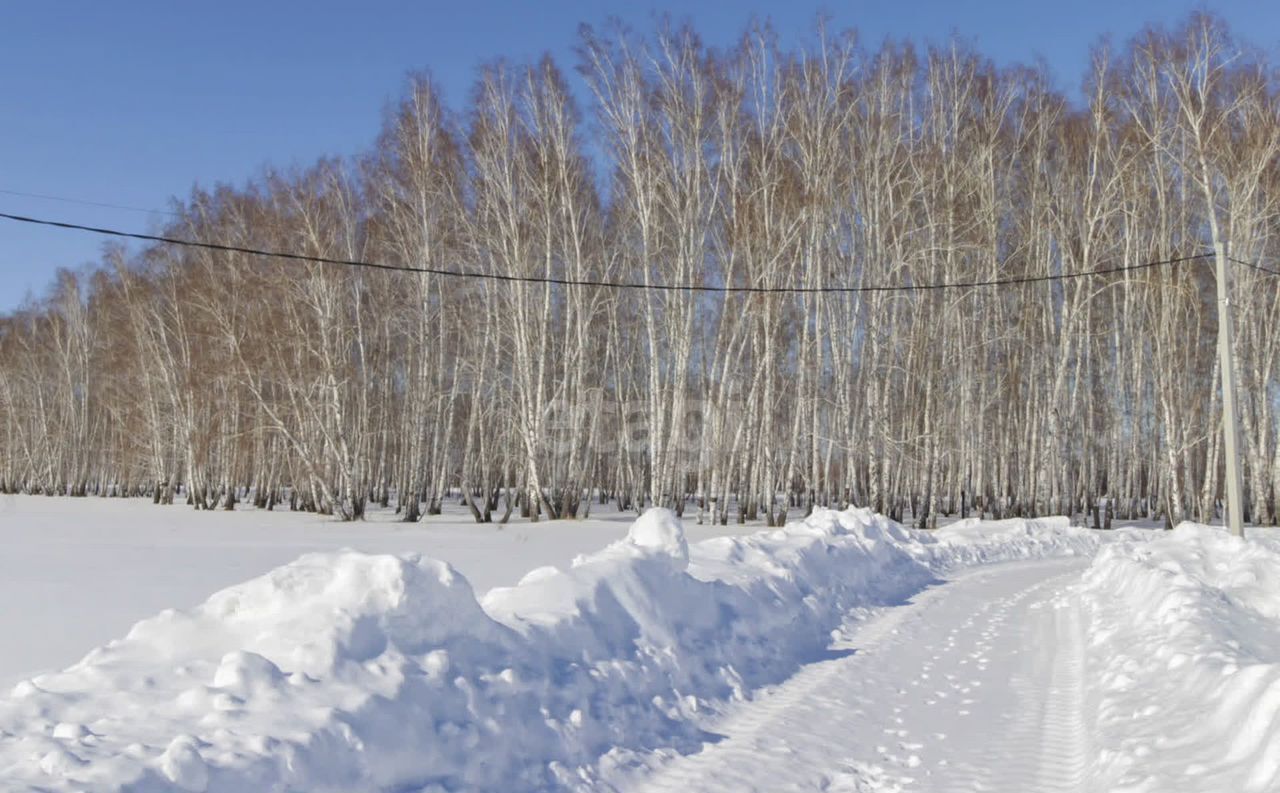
[0,508,1096,792]
[1078,523,1280,792]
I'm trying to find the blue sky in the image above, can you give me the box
[2,1,1275,313]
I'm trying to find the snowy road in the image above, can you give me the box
[621,558,1092,793]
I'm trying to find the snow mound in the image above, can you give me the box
[1078,523,1280,792]
[924,515,1095,567]
[624,507,690,564]
[0,508,1097,791]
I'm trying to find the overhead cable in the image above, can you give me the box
[0,211,1214,294]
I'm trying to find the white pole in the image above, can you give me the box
[1215,240,1245,538]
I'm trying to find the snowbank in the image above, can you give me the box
[1078,523,1280,792]
[921,515,1096,569]
[0,507,1097,792]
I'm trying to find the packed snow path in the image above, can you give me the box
[623,558,1092,793]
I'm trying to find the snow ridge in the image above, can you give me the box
[1079,523,1280,792]
[0,508,1096,792]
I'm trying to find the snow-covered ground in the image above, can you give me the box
[1,494,1277,792]
[615,556,1094,793]
[1079,523,1280,792]
[0,494,740,688]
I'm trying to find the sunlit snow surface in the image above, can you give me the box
[1080,523,1280,792]
[1,494,1276,792]
[0,495,737,688]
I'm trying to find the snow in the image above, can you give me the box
[614,556,1094,793]
[0,504,1099,791]
[1078,522,1280,792]
[914,515,1096,570]
[621,508,689,564]
[12,494,1278,792]
[0,494,740,688]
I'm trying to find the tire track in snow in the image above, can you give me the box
[933,567,1092,793]
[617,558,1093,793]
[1033,588,1092,792]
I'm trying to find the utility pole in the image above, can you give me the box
[1215,241,1245,538]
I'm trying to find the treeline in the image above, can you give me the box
[1,14,1278,526]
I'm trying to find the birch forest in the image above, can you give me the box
[2,14,1279,527]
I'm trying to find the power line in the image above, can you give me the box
[1229,255,1280,277]
[0,210,1212,294]
[0,189,180,218]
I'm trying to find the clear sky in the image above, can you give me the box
[2,1,1275,313]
